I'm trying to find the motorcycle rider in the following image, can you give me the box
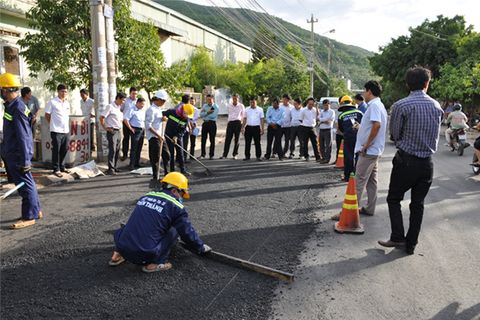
[445,103,469,149]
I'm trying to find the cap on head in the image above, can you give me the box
[182,103,195,118]
[154,89,169,101]
[160,172,190,199]
[0,73,21,89]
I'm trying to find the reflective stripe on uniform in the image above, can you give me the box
[145,191,184,209]
[339,109,362,120]
[3,112,13,121]
[24,108,31,117]
[168,115,186,126]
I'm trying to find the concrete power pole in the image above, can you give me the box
[104,0,117,104]
[90,0,109,162]
[307,14,318,98]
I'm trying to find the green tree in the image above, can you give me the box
[186,47,217,92]
[18,0,167,92]
[281,43,309,99]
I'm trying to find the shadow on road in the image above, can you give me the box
[430,302,480,320]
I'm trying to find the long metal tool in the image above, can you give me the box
[206,249,294,283]
[0,182,25,201]
[164,133,212,176]
[156,122,167,181]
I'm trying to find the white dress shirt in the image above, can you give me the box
[101,102,123,129]
[145,105,164,140]
[318,108,335,129]
[244,107,264,126]
[45,96,71,133]
[280,103,294,127]
[80,97,95,123]
[290,107,304,127]
[300,107,317,128]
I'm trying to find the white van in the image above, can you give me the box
[319,97,340,110]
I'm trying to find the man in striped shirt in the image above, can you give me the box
[379,66,443,255]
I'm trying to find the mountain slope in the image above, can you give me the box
[154,0,376,89]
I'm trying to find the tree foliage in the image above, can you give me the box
[18,0,167,93]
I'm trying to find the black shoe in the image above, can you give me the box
[378,240,406,248]
[243,158,250,161]
[288,154,294,159]
[127,165,135,171]
[106,169,117,175]
[209,156,214,160]
[256,157,263,162]
[405,245,415,255]
[181,170,191,176]
[61,168,71,173]
[359,207,374,216]
[114,168,121,173]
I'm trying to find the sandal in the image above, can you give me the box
[53,171,63,178]
[10,219,36,229]
[142,262,172,273]
[108,252,125,266]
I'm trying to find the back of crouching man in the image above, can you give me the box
[109,172,211,272]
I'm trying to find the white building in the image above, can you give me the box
[0,0,252,108]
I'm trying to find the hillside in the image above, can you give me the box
[154,0,376,89]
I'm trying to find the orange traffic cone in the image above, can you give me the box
[334,173,364,234]
[335,141,344,169]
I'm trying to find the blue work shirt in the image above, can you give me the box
[338,106,363,140]
[266,106,284,126]
[200,103,219,121]
[1,96,33,167]
[114,190,204,264]
[124,105,146,129]
[357,101,368,114]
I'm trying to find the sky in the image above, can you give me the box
[189,0,480,52]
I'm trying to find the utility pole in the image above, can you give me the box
[307,14,318,98]
[326,40,332,97]
[104,0,117,105]
[90,0,108,162]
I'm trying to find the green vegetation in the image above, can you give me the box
[154,0,375,90]
[370,15,480,108]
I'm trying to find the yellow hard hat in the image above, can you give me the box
[0,73,21,88]
[161,172,190,199]
[340,95,354,106]
[182,103,195,118]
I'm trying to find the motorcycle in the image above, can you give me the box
[449,128,470,156]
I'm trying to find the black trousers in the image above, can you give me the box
[149,137,170,179]
[129,127,144,167]
[106,129,121,170]
[201,121,217,157]
[300,126,320,160]
[122,125,130,159]
[387,150,433,246]
[165,132,185,172]
[319,128,332,161]
[335,133,343,161]
[343,136,356,179]
[289,126,303,156]
[51,132,68,171]
[223,120,241,157]
[90,122,95,151]
[281,127,291,155]
[244,125,261,159]
[182,133,196,159]
[265,125,283,159]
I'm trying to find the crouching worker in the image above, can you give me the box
[109,172,211,272]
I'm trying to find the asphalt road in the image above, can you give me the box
[271,138,480,320]
[1,132,479,319]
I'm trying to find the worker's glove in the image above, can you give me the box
[201,244,212,255]
[20,165,32,173]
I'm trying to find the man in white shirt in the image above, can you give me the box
[221,93,245,159]
[280,94,293,157]
[45,84,71,177]
[289,98,304,159]
[299,97,321,161]
[123,97,146,170]
[121,87,137,161]
[80,88,96,152]
[100,93,126,175]
[354,80,387,216]
[242,97,264,161]
[146,90,170,180]
[318,99,336,163]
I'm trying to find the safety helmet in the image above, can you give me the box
[182,103,195,119]
[154,89,169,101]
[0,73,21,89]
[339,95,354,107]
[161,172,190,199]
[453,103,462,111]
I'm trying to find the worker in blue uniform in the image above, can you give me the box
[109,172,211,272]
[0,73,42,229]
[162,103,195,176]
[337,95,363,182]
